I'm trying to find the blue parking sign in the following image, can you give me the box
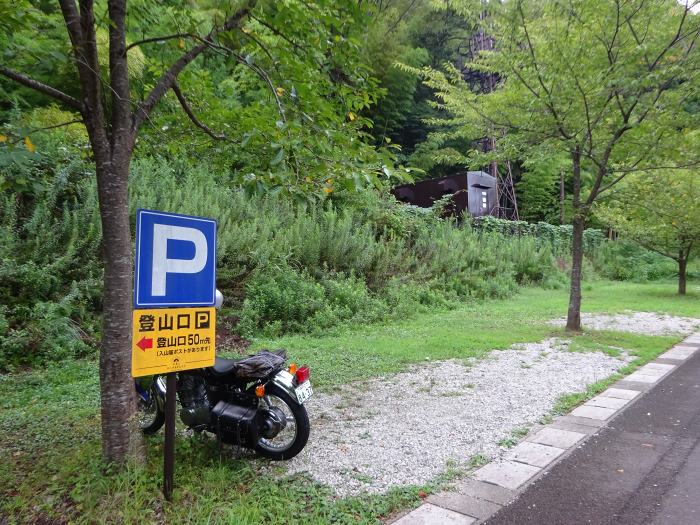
[134,209,217,308]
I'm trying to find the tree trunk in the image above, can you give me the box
[678,255,687,295]
[566,147,583,332]
[94,154,141,464]
[559,169,565,225]
[566,214,585,331]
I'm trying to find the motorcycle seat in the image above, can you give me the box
[212,357,240,375]
[210,350,287,379]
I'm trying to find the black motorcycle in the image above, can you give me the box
[135,350,312,460]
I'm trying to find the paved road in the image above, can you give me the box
[486,349,700,525]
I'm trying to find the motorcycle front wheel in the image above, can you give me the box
[255,383,310,460]
[135,376,165,435]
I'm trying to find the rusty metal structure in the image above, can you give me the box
[391,171,497,218]
[461,5,520,221]
[391,5,519,220]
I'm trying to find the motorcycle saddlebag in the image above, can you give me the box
[210,400,260,446]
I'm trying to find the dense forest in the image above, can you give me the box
[1,0,699,465]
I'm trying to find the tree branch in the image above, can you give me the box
[108,0,131,148]
[249,13,307,54]
[609,159,700,173]
[171,83,228,141]
[197,40,286,122]
[0,66,82,111]
[57,0,110,161]
[57,0,84,51]
[385,0,418,35]
[8,119,84,144]
[132,1,256,133]
[125,33,191,52]
[648,2,691,71]
[517,1,571,140]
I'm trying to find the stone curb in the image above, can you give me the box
[389,332,700,525]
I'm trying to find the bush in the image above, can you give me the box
[128,160,562,324]
[471,216,606,257]
[9,149,676,369]
[238,266,390,337]
[238,265,327,337]
[591,240,677,282]
[1,152,577,368]
[0,299,93,371]
[0,163,101,370]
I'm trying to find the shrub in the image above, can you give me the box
[2,152,596,368]
[471,216,605,257]
[591,240,677,282]
[0,151,101,370]
[320,273,389,323]
[238,266,393,337]
[238,265,327,337]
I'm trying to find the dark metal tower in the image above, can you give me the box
[462,7,519,220]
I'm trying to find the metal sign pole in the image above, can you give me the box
[163,373,177,501]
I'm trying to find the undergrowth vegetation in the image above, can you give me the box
[0,144,689,370]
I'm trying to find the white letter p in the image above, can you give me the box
[151,224,207,296]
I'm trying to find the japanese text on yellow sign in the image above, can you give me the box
[131,307,216,377]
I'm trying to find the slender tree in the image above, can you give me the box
[0,0,262,464]
[412,0,700,330]
[597,171,700,295]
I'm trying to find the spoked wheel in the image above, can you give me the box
[255,383,310,460]
[135,376,165,435]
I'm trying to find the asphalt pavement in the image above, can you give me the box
[485,347,700,525]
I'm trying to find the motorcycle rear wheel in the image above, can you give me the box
[255,383,310,460]
[136,377,165,435]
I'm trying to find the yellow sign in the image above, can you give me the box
[131,307,216,377]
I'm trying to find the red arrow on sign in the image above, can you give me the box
[136,337,153,351]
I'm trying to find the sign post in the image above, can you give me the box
[132,209,217,502]
[163,373,177,501]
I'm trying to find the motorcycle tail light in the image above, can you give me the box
[295,366,310,384]
[288,363,298,375]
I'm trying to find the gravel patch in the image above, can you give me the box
[549,311,700,336]
[285,338,631,496]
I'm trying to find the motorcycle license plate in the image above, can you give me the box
[295,381,313,404]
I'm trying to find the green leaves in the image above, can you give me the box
[413,0,700,199]
[269,147,284,167]
[595,171,700,262]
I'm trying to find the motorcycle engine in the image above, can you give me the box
[178,374,210,429]
[259,406,287,439]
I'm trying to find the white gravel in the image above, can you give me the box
[285,338,631,496]
[549,311,700,336]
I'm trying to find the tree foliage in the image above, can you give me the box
[596,171,700,294]
[1,0,409,200]
[0,0,418,466]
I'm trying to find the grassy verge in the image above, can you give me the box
[251,281,700,389]
[1,280,698,523]
[0,358,430,524]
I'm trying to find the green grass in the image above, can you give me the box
[252,280,700,389]
[1,279,698,524]
[0,359,430,524]
[498,427,531,449]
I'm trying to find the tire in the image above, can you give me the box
[255,382,310,460]
[136,378,165,435]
